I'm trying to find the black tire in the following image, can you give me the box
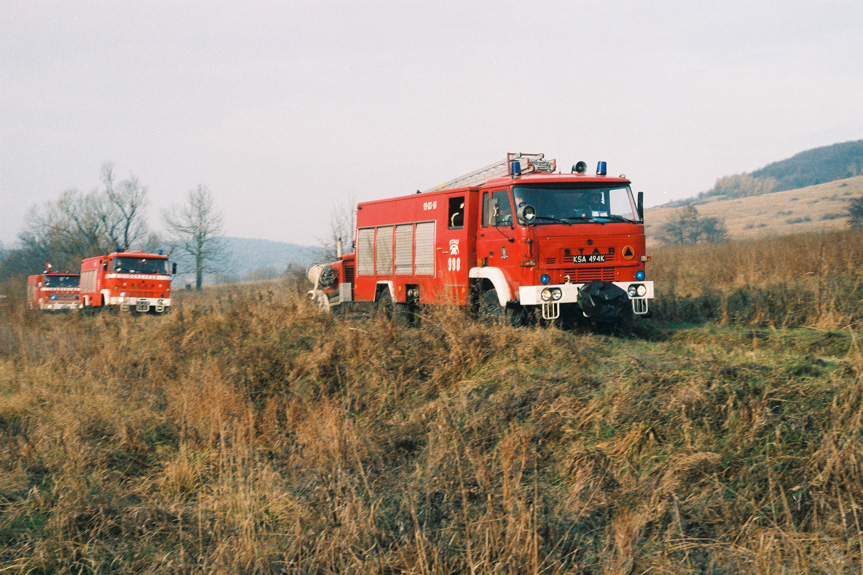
[375,289,394,320]
[616,306,634,337]
[478,288,525,327]
[393,302,412,326]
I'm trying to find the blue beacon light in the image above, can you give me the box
[540,273,551,285]
[636,270,646,280]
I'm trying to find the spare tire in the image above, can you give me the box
[577,281,629,321]
[319,265,338,289]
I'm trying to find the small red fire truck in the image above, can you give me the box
[79,250,176,313]
[27,265,80,311]
[309,153,654,328]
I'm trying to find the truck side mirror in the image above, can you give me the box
[172,263,177,275]
[102,260,108,271]
[637,191,644,221]
[489,197,500,226]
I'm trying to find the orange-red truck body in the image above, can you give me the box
[26,272,80,311]
[79,251,173,313]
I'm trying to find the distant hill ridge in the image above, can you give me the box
[752,140,863,191]
[221,236,317,274]
[667,139,863,207]
[174,237,317,285]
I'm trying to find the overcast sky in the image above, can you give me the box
[2,1,862,248]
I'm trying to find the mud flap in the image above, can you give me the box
[577,281,630,321]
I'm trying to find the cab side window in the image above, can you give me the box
[448,196,465,229]
[482,190,513,227]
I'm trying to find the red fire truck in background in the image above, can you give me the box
[309,153,654,328]
[79,250,176,314]
[27,265,80,311]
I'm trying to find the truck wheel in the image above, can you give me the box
[376,290,412,326]
[375,289,394,320]
[478,289,525,326]
[616,307,634,336]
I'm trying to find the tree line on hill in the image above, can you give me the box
[0,164,224,288]
[695,140,863,202]
[656,195,863,245]
[656,140,863,245]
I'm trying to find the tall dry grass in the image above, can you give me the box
[650,227,863,329]
[1,235,862,573]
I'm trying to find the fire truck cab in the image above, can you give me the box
[27,266,80,311]
[309,153,654,328]
[79,250,176,313]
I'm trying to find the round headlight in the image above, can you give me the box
[540,273,551,285]
[628,285,638,297]
[541,288,552,301]
[636,270,645,280]
[518,203,537,223]
[637,284,647,297]
[551,288,563,301]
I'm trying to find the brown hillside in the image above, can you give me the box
[645,175,863,245]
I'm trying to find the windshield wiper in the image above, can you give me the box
[596,214,635,223]
[532,216,572,226]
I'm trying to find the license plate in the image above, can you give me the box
[136,300,150,312]
[573,254,606,264]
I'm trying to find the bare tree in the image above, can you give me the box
[317,195,356,262]
[163,185,225,290]
[100,163,150,250]
[657,204,728,245]
[18,189,111,271]
[848,194,863,229]
[16,165,154,273]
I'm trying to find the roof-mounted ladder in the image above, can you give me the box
[423,152,557,193]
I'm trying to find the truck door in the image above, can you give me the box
[477,188,516,273]
[438,193,470,305]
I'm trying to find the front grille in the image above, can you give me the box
[560,267,615,282]
[344,265,355,284]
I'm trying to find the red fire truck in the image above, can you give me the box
[309,153,653,328]
[79,250,176,313]
[26,265,81,311]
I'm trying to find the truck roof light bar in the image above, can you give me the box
[422,152,556,193]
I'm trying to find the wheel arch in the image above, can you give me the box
[374,281,395,302]
[468,267,511,306]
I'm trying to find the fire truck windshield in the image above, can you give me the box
[513,184,637,225]
[113,257,169,275]
[43,275,80,288]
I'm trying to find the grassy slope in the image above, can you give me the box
[1,230,863,573]
[645,175,863,244]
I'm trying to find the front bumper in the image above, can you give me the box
[518,281,654,319]
[39,301,79,311]
[108,296,171,313]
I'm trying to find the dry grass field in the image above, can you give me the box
[1,228,863,573]
[645,175,863,244]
